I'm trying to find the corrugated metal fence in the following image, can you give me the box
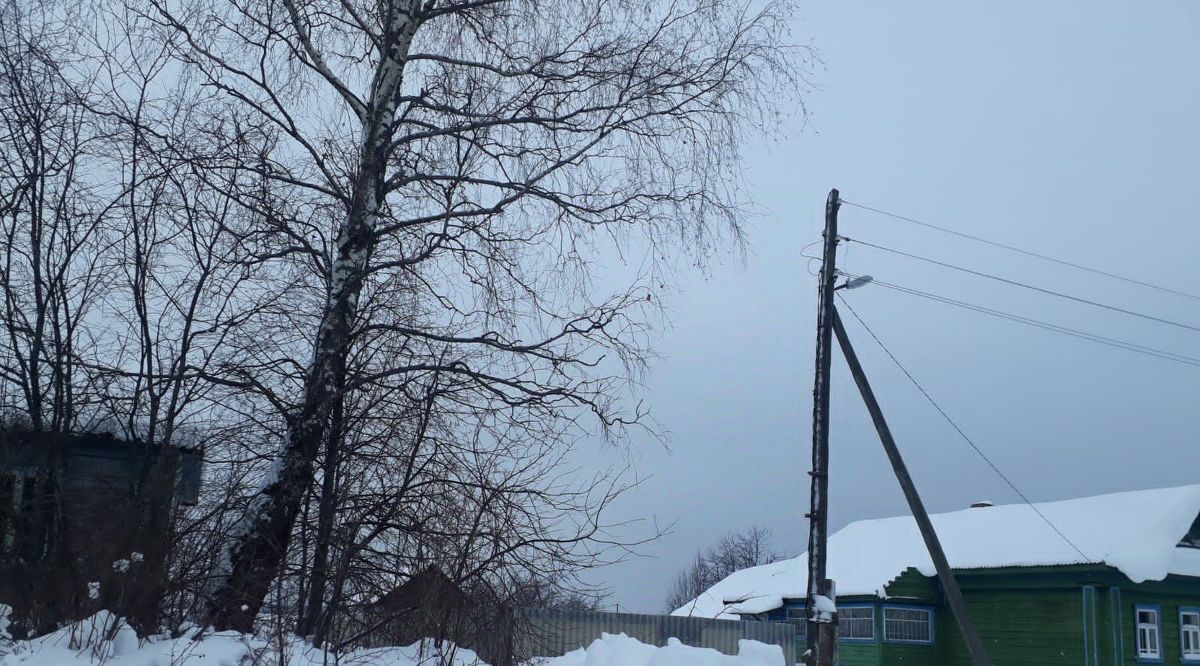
[513,609,796,665]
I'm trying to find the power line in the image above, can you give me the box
[840,200,1200,302]
[849,273,1200,367]
[837,272,1200,369]
[842,237,1200,335]
[835,294,1093,562]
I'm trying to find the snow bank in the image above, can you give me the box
[0,615,785,666]
[675,484,1200,618]
[537,633,784,666]
[0,613,486,666]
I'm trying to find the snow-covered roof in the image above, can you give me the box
[673,485,1200,619]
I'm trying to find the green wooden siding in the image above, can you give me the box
[885,568,939,601]
[762,566,1200,666]
[936,588,1085,666]
[824,589,1086,666]
[839,641,882,665]
[881,641,938,665]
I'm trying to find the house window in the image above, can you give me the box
[1135,605,1162,662]
[785,606,807,639]
[883,606,933,644]
[1181,609,1200,662]
[838,606,874,641]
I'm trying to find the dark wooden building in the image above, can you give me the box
[356,566,514,666]
[0,426,201,633]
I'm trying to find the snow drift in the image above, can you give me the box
[0,613,787,666]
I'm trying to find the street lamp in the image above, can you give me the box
[835,274,873,291]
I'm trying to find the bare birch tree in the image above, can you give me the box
[127,0,807,631]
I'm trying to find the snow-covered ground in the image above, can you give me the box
[540,633,784,666]
[0,612,786,666]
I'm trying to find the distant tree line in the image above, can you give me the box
[666,527,781,613]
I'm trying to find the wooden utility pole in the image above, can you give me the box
[831,307,994,666]
[805,189,840,666]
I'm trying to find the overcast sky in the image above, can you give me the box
[585,0,1200,613]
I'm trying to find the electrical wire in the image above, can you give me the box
[800,238,823,276]
[837,272,1200,369]
[835,294,1093,562]
[842,237,1200,335]
[840,199,1200,302]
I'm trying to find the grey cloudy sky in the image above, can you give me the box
[587,0,1200,613]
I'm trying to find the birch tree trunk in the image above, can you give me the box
[296,381,342,638]
[205,0,425,631]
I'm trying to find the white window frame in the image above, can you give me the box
[838,605,875,641]
[883,606,933,644]
[785,606,807,639]
[1181,608,1200,662]
[1135,605,1162,663]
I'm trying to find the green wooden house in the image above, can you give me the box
[674,485,1200,666]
